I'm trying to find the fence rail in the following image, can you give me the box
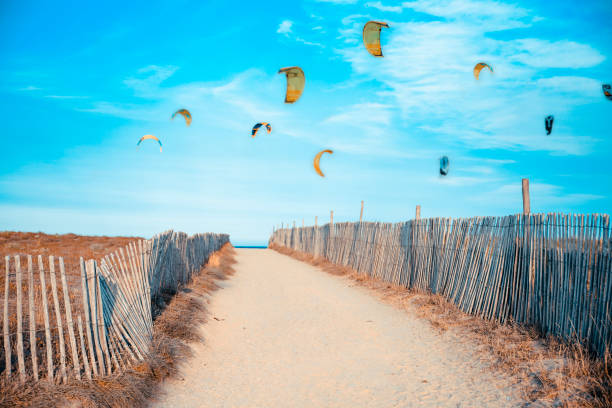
[270,213,612,356]
[1,230,229,382]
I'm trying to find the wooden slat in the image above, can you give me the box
[4,256,12,379]
[93,261,112,375]
[27,256,38,380]
[15,256,26,382]
[49,256,67,383]
[79,258,98,376]
[85,260,105,375]
[77,315,91,380]
[59,257,80,380]
[37,255,53,380]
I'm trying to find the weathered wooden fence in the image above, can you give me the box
[1,230,229,382]
[270,213,612,356]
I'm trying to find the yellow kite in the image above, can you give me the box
[313,149,333,177]
[171,109,192,126]
[473,62,493,80]
[363,21,389,57]
[278,66,305,103]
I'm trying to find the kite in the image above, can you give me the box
[137,135,162,152]
[603,84,612,101]
[440,156,449,176]
[278,67,305,103]
[545,115,554,135]
[313,149,333,177]
[473,62,493,80]
[171,109,192,126]
[363,21,389,57]
[252,122,272,137]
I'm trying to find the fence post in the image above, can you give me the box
[59,258,81,380]
[522,178,530,214]
[4,256,11,379]
[49,256,67,383]
[15,256,26,382]
[27,256,38,380]
[416,205,421,220]
[38,255,53,380]
[360,200,364,223]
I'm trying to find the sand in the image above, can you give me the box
[154,248,523,407]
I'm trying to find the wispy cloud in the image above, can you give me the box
[315,0,358,4]
[335,0,605,156]
[366,1,404,12]
[277,20,293,36]
[502,39,605,68]
[296,36,325,48]
[77,101,159,121]
[324,102,393,126]
[402,0,532,30]
[44,95,89,99]
[482,183,604,206]
[123,65,179,97]
[19,85,41,91]
[277,19,324,48]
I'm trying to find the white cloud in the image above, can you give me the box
[123,65,179,97]
[402,0,532,30]
[315,0,358,3]
[19,85,41,91]
[335,4,605,156]
[325,102,393,126]
[296,37,325,48]
[277,20,293,36]
[489,183,604,205]
[78,102,160,121]
[277,20,324,47]
[536,76,601,95]
[337,14,371,43]
[366,1,404,12]
[502,39,605,68]
[44,95,89,99]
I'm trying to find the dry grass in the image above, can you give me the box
[0,243,236,408]
[270,243,612,408]
[0,231,141,285]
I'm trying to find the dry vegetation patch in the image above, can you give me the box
[270,243,612,408]
[0,243,236,408]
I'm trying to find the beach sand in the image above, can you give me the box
[154,248,523,407]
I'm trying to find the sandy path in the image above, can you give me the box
[154,249,522,408]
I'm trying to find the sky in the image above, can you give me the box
[0,0,611,245]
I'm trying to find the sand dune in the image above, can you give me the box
[154,248,523,407]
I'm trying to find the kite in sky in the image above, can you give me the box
[171,109,192,126]
[278,67,305,103]
[314,149,333,177]
[252,122,272,137]
[363,21,389,57]
[137,135,163,152]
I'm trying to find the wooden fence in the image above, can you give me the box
[1,230,229,382]
[270,213,612,356]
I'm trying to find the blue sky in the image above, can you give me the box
[0,0,611,245]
